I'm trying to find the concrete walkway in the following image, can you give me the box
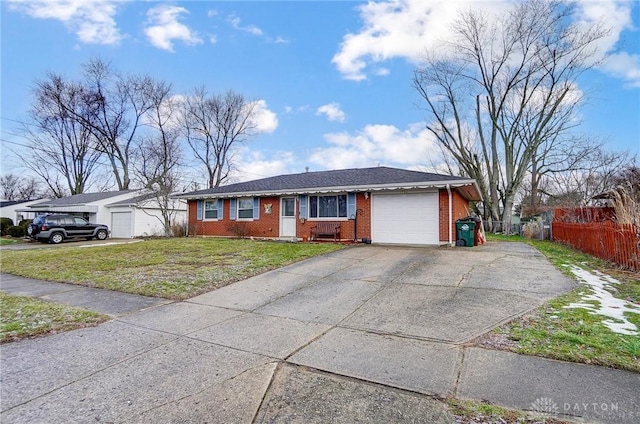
[1,243,638,423]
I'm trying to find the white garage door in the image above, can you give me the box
[111,212,132,238]
[372,192,439,245]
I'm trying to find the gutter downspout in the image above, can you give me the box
[447,184,453,246]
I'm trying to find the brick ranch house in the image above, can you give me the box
[174,166,482,246]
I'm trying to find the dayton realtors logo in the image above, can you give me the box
[530,397,559,419]
[531,397,635,421]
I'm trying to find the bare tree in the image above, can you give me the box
[413,0,609,231]
[0,174,42,200]
[181,88,257,188]
[548,148,635,206]
[133,82,183,236]
[25,76,103,195]
[527,134,598,211]
[80,58,162,190]
[32,58,161,191]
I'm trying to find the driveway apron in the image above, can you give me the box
[2,242,638,423]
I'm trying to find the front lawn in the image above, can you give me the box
[0,292,109,343]
[478,234,640,372]
[0,237,22,246]
[0,238,346,300]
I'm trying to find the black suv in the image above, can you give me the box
[27,214,110,244]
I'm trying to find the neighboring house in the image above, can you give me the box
[106,192,187,238]
[19,191,187,238]
[174,166,482,246]
[0,199,48,224]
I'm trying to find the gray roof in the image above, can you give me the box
[175,166,481,200]
[29,191,135,207]
[0,199,41,207]
[106,192,157,206]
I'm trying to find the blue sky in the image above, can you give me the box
[1,0,639,187]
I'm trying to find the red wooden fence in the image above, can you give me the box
[552,221,640,272]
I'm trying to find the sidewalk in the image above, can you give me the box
[1,244,638,423]
[0,273,171,317]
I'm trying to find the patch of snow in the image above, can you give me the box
[565,265,640,336]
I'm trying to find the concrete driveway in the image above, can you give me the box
[2,243,638,423]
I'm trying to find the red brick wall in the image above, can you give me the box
[188,197,281,238]
[295,192,373,241]
[438,189,471,243]
[189,190,469,244]
[189,193,373,241]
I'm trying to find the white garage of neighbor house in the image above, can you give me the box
[20,190,187,238]
[105,192,187,238]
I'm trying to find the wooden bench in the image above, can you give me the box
[309,222,341,241]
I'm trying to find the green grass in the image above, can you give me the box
[0,238,21,245]
[0,292,109,343]
[483,234,640,372]
[0,238,346,300]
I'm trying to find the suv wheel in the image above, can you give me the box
[26,225,35,236]
[96,229,108,240]
[49,232,64,244]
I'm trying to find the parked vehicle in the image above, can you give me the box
[26,214,109,244]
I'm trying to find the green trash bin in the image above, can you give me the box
[456,219,476,247]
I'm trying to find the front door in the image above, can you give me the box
[280,197,297,238]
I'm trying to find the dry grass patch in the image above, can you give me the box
[0,292,109,343]
[0,238,346,300]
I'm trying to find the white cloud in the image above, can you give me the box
[274,36,290,44]
[232,150,297,182]
[226,13,288,44]
[333,0,638,86]
[574,0,639,88]
[316,103,346,123]
[309,122,439,170]
[599,52,640,88]
[7,0,122,45]
[207,9,218,18]
[228,15,263,36]
[249,100,278,134]
[332,0,481,81]
[144,4,203,52]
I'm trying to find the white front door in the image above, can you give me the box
[280,197,297,238]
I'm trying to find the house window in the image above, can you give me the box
[204,200,218,219]
[309,195,347,218]
[238,198,254,219]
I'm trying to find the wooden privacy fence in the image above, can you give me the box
[552,221,640,272]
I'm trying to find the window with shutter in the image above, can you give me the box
[308,194,348,218]
[204,200,219,220]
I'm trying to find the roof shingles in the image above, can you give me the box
[29,190,135,207]
[180,166,477,198]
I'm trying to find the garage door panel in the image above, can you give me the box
[372,193,438,245]
[111,212,132,238]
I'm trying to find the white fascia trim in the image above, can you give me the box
[173,179,479,200]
